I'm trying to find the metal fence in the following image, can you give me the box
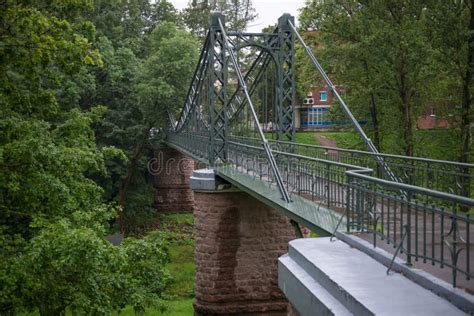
[346,170,473,287]
[229,135,473,198]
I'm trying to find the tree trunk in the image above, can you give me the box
[117,127,150,233]
[459,2,473,198]
[363,61,381,151]
[402,99,414,157]
[369,93,380,150]
[398,59,414,157]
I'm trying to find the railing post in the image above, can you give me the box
[326,163,331,207]
[406,192,412,266]
[346,173,353,233]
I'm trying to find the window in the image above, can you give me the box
[320,91,327,102]
[300,108,332,127]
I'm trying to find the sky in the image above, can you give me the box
[169,0,306,32]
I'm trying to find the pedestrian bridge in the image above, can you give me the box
[163,12,474,315]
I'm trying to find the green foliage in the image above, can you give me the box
[17,219,124,315]
[0,0,101,119]
[298,0,472,160]
[181,0,257,39]
[0,0,193,314]
[137,23,199,126]
[11,220,171,315]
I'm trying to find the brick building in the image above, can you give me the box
[295,83,332,129]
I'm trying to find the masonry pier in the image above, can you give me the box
[153,146,194,212]
[191,169,296,315]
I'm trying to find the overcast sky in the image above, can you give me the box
[169,0,306,32]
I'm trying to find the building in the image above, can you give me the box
[295,82,334,130]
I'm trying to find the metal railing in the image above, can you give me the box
[229,135,474,198]
[346,170,473,287]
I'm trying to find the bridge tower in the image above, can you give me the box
[200,12,296,167]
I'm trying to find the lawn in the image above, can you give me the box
[294,129,462,162]
[292,131,365,150]
[294,132,321,146]
[159,213,195,315]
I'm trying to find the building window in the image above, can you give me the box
[300,108,332,127]
[320,91,327,101]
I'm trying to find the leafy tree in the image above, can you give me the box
[181,0,257,39]
[113,23,198,232]
[0,0,177,313]
[299,0,433,156]
[424,0,473,194]
[11,218,170,315]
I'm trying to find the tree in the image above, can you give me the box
[425,0,473,194]
[99,22,199,233]
[0,0,176,313]
[181,0,257,40]
[299,0,433,156]
[13,219,170,315]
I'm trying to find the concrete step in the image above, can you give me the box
[279,238,467,316]
[279,254,353,316]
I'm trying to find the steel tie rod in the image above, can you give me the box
[288,21,400,186]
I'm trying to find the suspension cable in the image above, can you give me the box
[288,21,400,185]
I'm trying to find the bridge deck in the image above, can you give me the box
[216,164,343,236]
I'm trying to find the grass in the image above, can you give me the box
[166,241,195,299]
[294,129,463,162]
[160,213,195,314]
[318,132,365,150]
[413,129,460,161]
[294,132,321,146]
[112,299,194,316]
[292,131,365,151]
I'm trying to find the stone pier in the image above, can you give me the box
[191,169,296,315]
[152,146,194,212]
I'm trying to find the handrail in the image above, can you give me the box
[230,134,474,167]
[272,138,474,168]
[346,169,474,208]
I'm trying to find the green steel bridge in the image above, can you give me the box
[164,12,473,291]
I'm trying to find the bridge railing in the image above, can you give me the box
[168,132,365,208]
[228,135,473,198]
[225,137,371,207]
[166,132,209,162]
[346,170,474,287]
